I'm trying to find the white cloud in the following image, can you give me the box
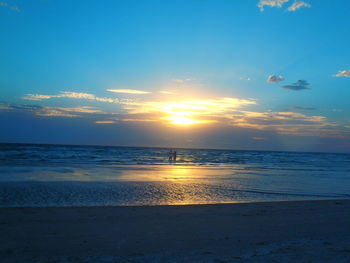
[258,0,310,12]
[239,77,252,81]
[288,1,311,11]
[107,89,150,94]
[334,70,350,77]
[0,2,20,12]
[258,0,289,11]
[267,75,285,83]
[21,94,53,100]
[59,92,96,100]
[23,91,123,104]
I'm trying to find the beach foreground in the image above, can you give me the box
[1,199,350,263]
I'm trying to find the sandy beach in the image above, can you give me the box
[1,199,350,262]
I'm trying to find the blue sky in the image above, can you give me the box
[1,0,350,152]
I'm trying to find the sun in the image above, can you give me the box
[166,115,204,125]
[162,103,209,125]
[160,102,219,126]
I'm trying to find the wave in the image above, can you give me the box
[1,143,349,170]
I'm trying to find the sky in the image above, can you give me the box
[1,0,350,152]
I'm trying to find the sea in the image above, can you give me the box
[1,143,350,207]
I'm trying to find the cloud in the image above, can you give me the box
[118,101,345,138]
[334,70,350,77]
[281,80,310,91]
[57,106,103,114]
[60,92,120,103]
[23,91,129,104]
[293,106,316,111]
[0,104,11,110]
[2,101,349,140]
[95,121,115,124]
[252,137,268,140]
[0,104,40,114]
[332,109,343,112]
[121,97,255,114]
[287,1,311,11]
[0,2,20,12]
[227,111,339,137]
[35,106,104,117]
[24,94,332,138]
[173,78,193,83]
[105,97,256,125]
[107,89,150,94]
[239,77,252,81]
[21,94,53,100]
[258,0,310,12]
[23,92,92,101]
[0,103,104,118]
[115,117,158,122]
[267,75,285,83]
[258,0,289,11]
[35,109,80,118]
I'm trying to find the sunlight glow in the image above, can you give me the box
[166,115,205,125]
[162,102,212,125]
[121,97,256,126]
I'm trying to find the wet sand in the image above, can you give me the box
[1,199,350,262]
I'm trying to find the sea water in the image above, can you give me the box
[1,143,350,207]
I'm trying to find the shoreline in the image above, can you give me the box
[2,178,346,208]
[0,197,348,209]
[1,199,350,262]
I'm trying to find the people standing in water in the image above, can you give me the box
[168,150,173,161]
[168,149,177,161]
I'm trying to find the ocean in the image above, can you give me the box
[1,143,350,207]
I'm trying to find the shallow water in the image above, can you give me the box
[1,143,350,207]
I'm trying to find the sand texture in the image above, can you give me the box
[1,199,350,262]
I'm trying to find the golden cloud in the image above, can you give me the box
[35,106,103,117]
[119,97,256,125]
[226,111,339,137]
[95,121,115,124]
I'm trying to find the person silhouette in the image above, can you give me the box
[173,150,177,161]
[168,150,173,161]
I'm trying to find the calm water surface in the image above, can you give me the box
[1,143,350,207]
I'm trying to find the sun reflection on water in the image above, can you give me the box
[117,165,229,182]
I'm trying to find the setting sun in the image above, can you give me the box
[162,102,210,125]
[166,115,203,125]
